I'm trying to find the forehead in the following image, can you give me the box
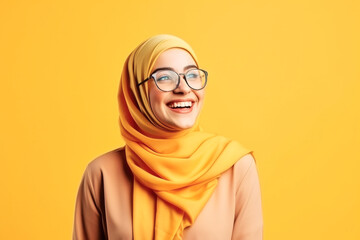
[151,48,197,71]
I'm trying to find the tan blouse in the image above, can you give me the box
[73,147,263,240]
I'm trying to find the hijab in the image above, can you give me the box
[118,34,250,239]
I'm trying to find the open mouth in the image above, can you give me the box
[166,100,195,113]
[167,101,193,109]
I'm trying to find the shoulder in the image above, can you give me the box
[233,153,258,189]
[87,146,126,170]
[233,153,256,174]
[218,153,256,189]
[83,146,127,181]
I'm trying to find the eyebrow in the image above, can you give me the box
[151,65,198,74]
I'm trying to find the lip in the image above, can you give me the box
[166,98,196,105]
[166,98,196,114]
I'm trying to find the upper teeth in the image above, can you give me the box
[169,101,192,108]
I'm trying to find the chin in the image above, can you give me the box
[168,119,196,130]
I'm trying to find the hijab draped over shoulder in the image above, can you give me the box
[118,34,251,240]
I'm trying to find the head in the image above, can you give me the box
[119,34,206,136]
[147,48,205,130]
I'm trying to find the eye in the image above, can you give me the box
[157,75,171,81]
[157,76,169,81]
[187,73,198,78]
[186,70,200,80]
[155,70,177,82]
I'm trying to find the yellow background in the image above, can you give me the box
[1,0,359,239]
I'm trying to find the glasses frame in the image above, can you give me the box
[137,68,208,92]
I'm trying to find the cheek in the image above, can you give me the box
[148,84,166,113]
[150,94,161,112]
[196,90,205,105]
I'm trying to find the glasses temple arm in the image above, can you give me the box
[137,77,151,86]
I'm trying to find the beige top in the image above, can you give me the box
[73,147,263,240]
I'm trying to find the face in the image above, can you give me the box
[148,48,205,130]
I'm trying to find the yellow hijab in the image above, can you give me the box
[118,34,250,239]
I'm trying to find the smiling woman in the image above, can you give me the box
[72,34,263,240]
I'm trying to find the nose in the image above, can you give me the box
[173,74,191,94]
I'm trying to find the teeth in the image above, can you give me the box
[169,101,192,108]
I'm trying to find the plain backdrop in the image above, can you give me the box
[1,0,359,239]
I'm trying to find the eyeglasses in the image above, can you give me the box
[137,68,208,92]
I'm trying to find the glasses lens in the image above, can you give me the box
[153,70,178,91]
[185,69,207,90]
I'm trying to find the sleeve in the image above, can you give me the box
[73,165,107,240]
[232,154,263,240]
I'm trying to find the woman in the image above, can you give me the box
[73,34,263,240]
